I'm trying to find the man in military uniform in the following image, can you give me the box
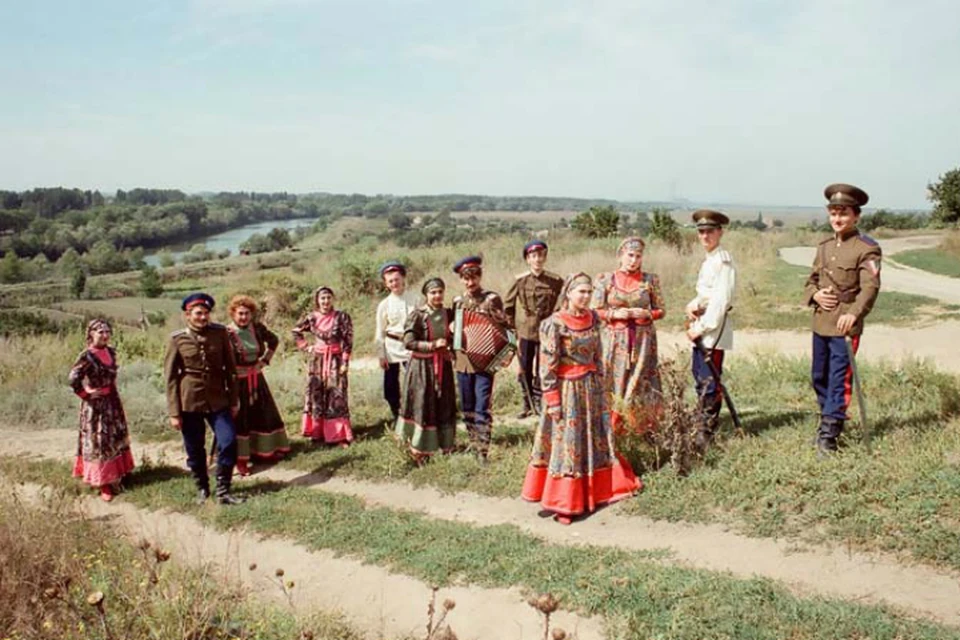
[164,293,244,504]
[803,183,881,454]
[374,260,421,420]
[452,255,508,459]
[685,210,737,452]
[504,240,564,418]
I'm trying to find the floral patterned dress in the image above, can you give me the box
[227,321,291,461]
[521,310,641,517]
[292,309,354,444]
[395,306,457,457]
[592,270,665,432]
[68,347,135,487]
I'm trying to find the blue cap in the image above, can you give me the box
[453,255,482,275]
[379,260,406,278]
[182,292,215,311]
[523,239,548,257]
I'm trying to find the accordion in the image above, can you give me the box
[453,307,517,373]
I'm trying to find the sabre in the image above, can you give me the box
[693,338,743,434]
[845,336,871,453]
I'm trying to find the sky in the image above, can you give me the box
[1,0,958,208]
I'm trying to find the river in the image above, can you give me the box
[143,217,318,267]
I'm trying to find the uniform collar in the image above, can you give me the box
[706,245,724,257]
[835,228,859,242]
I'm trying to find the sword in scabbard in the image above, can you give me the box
[845,336,870,453]
[693,337,743,434]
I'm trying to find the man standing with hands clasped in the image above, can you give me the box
[685,210,736,452]
[164,293,245,505]
[804,183,881,454]
[374,261,421,421]
[504,240,564,418]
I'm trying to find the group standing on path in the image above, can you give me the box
[69,182,880,521]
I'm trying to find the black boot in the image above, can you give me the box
[195,475,211,505]
[694,398,721,454]
[816,417,844,457]
[215,467,245,505]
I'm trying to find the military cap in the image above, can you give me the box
[522,239,548,257]
[824,183,869,208]
[379,260,406,278]
[181,292,215,311]
[453,255,482,275]
[692,209,730,229]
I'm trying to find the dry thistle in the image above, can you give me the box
[86,591,104,607]
[552,628,567,640]
[300,631,315,640]
[536,593,559,614]
[275,568,285,577]
[443,598,456,611]
[285,580,296,590]
[137,539,151,551]
[248,563,258,571]
[153,548,171,563]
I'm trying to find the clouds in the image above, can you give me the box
[0,0,957,207]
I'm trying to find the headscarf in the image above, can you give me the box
[617,236,645,255]
[422,277,445,295]
[556,273,593,311]
[85,318,112,344]
[313,286,335,309]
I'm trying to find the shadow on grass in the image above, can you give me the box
[290,452,372,488]
[126,463,190,489]
[737,409,812,437]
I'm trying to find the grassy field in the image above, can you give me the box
[2,456,956,640]
[0,486,366,640]
[895,248,960,277]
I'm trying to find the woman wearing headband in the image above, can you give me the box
[592,236,664,433]
[522,274,641,524]
[226,295,290,474]
[292,286,354,447]
[68,319,135,502]
[395,277,457,463]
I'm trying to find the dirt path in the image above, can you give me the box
[6,430,960,628]
[9,480,603,640]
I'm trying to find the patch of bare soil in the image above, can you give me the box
[5,430,960,627]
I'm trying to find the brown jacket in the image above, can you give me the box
[803,231,882,337]
[503,270,564,341]
[164,323,238,418]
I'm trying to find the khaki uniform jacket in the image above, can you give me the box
[452,289,507,374]
[164,322,238,418]
[503,270,564,341]
[803,231,882,337]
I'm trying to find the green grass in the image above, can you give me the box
[894,248,960,277]
[1,455,956,640]
[0,484,365,640]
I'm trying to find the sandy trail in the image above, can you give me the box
[8,479,603,640]
[5,430,959,628]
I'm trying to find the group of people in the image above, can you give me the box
[68,183,881,524]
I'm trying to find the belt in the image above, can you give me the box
[235,364,261,401]
[385,332,404,341]
[412,348,448,394]
[556,363,597,379]
[835,289,859,303]
[313,343,343,382]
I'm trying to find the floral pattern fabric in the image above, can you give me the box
[292,310,354,444]
[592,270,664,431]
[68,348,135,487]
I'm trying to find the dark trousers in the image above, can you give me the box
[384,362,402,417]
[182,409,237,486]
[812,333,860,421]
[517,338,542,411]
[692,347,725,409]
[457,371,494,451]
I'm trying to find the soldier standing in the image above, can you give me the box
[685,210,736,451]
[374,261,421,420]
[452,255,508,460]
[503,240,564,418]
[164,293,244,505]
[804,184,881,453]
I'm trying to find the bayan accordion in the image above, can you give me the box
[453,307,517,373]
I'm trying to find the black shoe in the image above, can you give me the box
[215,468,246,506]
[196,487,211,505]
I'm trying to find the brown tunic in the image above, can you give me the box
[503,269,565,341]
[163,323,238,418]
[803,230,882,337]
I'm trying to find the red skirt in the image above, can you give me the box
[521,453,641,517]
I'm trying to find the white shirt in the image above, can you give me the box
[686,246,736,350]
[374,290,422,363]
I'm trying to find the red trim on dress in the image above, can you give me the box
[521,454,641,516]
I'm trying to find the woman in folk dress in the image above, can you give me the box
[522,274,641,524]
[395,277,457,463]
[592,236,665,433]
[68,319,135,502]
[292,286,354,446]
